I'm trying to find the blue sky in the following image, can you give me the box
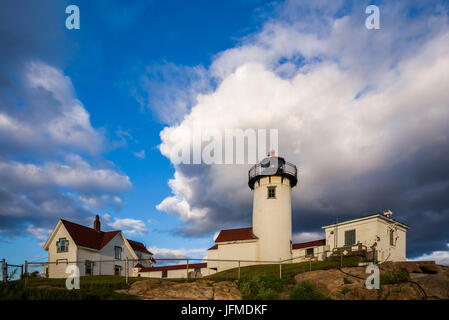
[1,0,449,266]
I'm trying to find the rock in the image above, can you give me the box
[414,272,449,299]
[213,281,242,300]
[293,263,449,300]
[380,261,435,274]
[419,264,441,274]
[119,279,241,300]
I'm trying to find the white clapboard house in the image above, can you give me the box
[43,215,155,278]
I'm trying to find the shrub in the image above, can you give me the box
[380,270,410,285]
[0,279,136,300]
[289,281,328,300]
[238,275,289,300]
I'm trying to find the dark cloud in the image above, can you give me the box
[0,1,130,239]
[156,0,449,261]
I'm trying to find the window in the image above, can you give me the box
[344,229,356,246]
[194,268,201,273]
[114,265,122,276]
[56,238,69,252]
[267,186,276,199]
[162,270,168,278]
[390,229,395,246]
[114,246,122,260]
[85,261,93,276]
[306,248,314,257]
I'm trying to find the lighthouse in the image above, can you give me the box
[248,151,298,262]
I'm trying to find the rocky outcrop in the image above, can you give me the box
[293,262,449,300]
[117,279,241,300]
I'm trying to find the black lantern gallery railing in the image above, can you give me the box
[248,157,297,189]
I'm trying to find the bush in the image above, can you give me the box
[238,275,289,300]
[0,279,136,300]
[380,270,410,285]
[289,281,328,300]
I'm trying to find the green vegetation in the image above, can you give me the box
[205,257,361,282]
[0,276,140,300]
[289,281,329,300]
[380,270,410,285]
[238,275,293,300]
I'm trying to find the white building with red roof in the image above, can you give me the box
[43,215,154,278]
[205,153,409,274]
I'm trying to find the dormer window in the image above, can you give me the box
[114,246,122,260]
[56,238,69,253]
[267,186,276,199]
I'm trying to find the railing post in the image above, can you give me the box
[186,259,189,281]
[1,259,5,282]
[279,258,282,279]
[238,261,241,280]
[125,257,129,285]
[24,260,28,287]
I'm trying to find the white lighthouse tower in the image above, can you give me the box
[248,151,297,262]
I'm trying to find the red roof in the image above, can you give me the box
[208,244,218,250]
[215,227,257,243]
[60,219,153,255]
[292,239,326,250]
[127,239,153,255]
[61,219,120,250]
[138,263,207,272]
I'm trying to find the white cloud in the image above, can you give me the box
[292,232,325,244]
[0,62,103,155]
[107,217,147,236]
[410,244,449,266]
[26,225,52,246]
[0,62,132,237]
[155,0,449,262]
[148,246,207,260]
[133,150,146,159]
[0,156,131,193]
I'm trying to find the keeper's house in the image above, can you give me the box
[43,215,154,278]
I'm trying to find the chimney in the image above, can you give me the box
[93,214,101,233]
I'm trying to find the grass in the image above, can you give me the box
[289,281,329,300]
[204,257,361,282]
[203,257,360,300]
[0,276,141,300]
[238,275,293,300]
[380,270,410,285]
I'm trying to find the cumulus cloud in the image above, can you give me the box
[0,63,103,157]
[149,246,207,261]
[155,1,449,258]
[26,225,52,246]
[293,232,325,244]
[108,217,147,236]
[0,2,133,241]
[410,244,449,266]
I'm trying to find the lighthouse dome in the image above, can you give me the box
[248,155,297,189]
